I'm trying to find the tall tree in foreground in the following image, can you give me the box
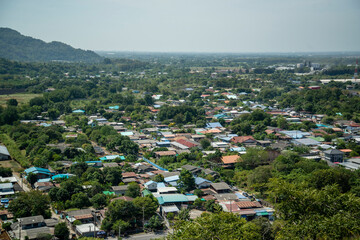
[168,212,262,240]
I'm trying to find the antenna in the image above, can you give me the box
[355,59,358,79]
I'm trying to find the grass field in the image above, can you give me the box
[70,99,92,109]
[0,134,30,168]
[0,160,23,172]
[0,93,42,107]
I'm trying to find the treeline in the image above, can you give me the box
[278,87,360,119]
[157,105,205,124]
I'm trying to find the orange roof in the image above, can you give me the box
[231,136,256,144]
[332,128,343,132]
[236,201,262,209]
[155,151,177,156]
[340,149,352,153]
[200,128,222,134]
[221,155,241,164]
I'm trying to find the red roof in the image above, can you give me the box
[176,139,197,148]
[122,172,137,178]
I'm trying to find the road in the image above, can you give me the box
[13,172,31,192]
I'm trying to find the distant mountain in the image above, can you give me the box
[0,28,102,62]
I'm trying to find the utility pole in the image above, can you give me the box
[93,211,96,238]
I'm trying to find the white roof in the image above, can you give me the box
[157,187,178,193]
[0,177,17,183]
[0,146,10,156]
[76,223,99,233]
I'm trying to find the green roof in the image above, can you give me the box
[309,136,325,142]
[256,212,269,216]
[156,194,189,205]
[142,189,152,197]
[103,191,115,195]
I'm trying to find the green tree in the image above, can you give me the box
[26,172,38,186]
[9,191,50,218]
[177,169,195,193]
[200,138,211,149]
[71,192,91,209]
[125,182,140,198]
[168,212,261,240]
[133,196,159,219]
[91,193,108,209]
[145,215,164,231]
[6,98,18,106]
[153,174,164,182]
[54,222,70,240]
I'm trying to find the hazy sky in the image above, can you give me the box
[0,0,359,52]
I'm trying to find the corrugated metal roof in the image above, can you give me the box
[156,194,189,205]
[0,146,10,156]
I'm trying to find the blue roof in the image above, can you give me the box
[121,132,134,136]
[156,142,171,146]
[109,106,119,110]
[219,137,232,142]
[99,155,125,161]
[230,147,247,152]
[206,122,223,128]
[228,134,238,138]
[235,192,248,199]
[280,130,311,139]
[195,177,212,185]
[164,175,179,183]
[214,114,227,119]
[40,123,52,127]
[72,109,85,113]
[157,182,166,188]
[86,161,102,163]
[37,178,51,183]
[144,180,155,186]
[52,174,75,180]
[1,198,9,203]
[24,167,51,175]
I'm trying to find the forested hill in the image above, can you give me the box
[0,28,102,63]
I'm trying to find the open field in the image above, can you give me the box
[0,134,30,168]
[0,93,42,106]
[0,160,23,172]
[70,99,92,109]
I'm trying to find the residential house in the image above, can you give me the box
[24,167,53,180]
[66,209,95,225]
[154,151,177,158]
[221,155,241,168]
[211,182,232,194]
[164,175,180,186]
[0,145,11,160]
[181,165,202,176]
[195,177,212,189]
[112,185,128,195]
[11,215,52,240]
[0,183,14,196]
[324,149,344,163]
[144,180,158,191]
[76,223,99,237]
[231,136,257,146]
